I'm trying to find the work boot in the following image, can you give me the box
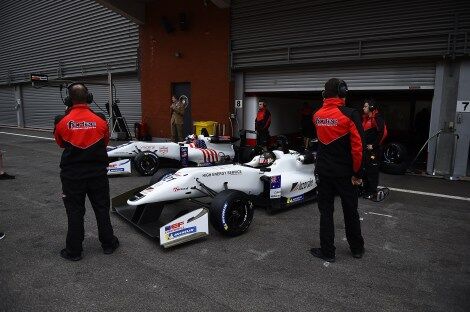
[310,248,335,262]
[352,248,365,259]
[60,249,82,261]
[0,173,15,180]
[103,237,119,255]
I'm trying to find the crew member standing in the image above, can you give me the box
[362,99,387,198]
[170,95,185,142]
[255,99,271,147]
[311,78,365,262]
[54,83,119,261]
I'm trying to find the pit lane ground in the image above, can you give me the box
[1,127,469,312]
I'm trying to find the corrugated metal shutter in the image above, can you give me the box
[244,60,436,92]
[231,0,470,69]
[21,74,141,130]
[0,86,17,126]
[22,85,68,129]
[0,0,139,85]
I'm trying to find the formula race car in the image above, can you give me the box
[106,135,236,176]
[112,149,317,248]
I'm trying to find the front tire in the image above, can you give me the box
[134,151,160,176]
[209,190,254,237]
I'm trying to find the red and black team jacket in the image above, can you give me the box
[362,111,387,149]
[313,98,364,178]
[255,107,271,132]
[54,104,109,180]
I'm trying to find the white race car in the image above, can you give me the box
[106,135,236,176]
[112,149,317,248]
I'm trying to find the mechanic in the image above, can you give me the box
[54,83,119,261]
[311,78,365,262]
[170,95,185,142]
[255,99,271,147]
[0,150,15,179]
[362,99,387,199]
[300,102,315,151]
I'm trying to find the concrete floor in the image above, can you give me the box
[1,127,469,312]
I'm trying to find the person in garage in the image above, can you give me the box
[54,83,119,261]
[255,99,271,147]
[300,102,315,151]
[362,98,387,199]
[170,95,185,142]
[311,78,365,262]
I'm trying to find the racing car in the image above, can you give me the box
[112,148,317,248]
[106,135,237,176]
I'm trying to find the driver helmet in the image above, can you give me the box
[258,152,275,167]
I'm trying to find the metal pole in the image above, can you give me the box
[108,72,114,139]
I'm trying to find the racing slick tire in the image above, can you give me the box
[134,151,160,176]
[209,190,254,237]
[380,142,409,175]
[149,168,177,185]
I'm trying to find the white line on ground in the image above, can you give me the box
[365,212,394,218]
[0,131,54,141]
[386,186,470,202]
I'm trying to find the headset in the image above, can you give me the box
[322,79,348,99]
[365,98,377,111]
[63,82,93,107]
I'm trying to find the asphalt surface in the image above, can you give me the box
[1,127,469,312]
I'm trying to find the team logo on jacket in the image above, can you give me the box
[67,120,97,130]
[315,118,338,126]
[290,179,314,192]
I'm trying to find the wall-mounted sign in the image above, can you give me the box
[456,100,470,113]
[235,99,243,108]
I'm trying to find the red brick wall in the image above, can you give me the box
[140,0,231,137]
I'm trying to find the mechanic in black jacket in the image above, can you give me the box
[54,83,119,261]
[310,78,365,262]
[362,99,387,198]
[255,99,271,147]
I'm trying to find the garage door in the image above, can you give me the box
[0,86,17,126]
[244,60,436,92]
[21,74,141,130]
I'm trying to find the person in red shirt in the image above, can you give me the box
[255,100,271,147]
[362,99,387,199]
[311,78,365,262]
[54,83,119,261]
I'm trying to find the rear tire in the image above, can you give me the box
[134,152,160,176]
[149,168,177,185]
[209,190,254,237]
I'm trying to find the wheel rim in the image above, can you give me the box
[226,199,249,229]
[141,155,157,173]
[384,145,402,163]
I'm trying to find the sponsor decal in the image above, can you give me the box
[158,146,169,155]
[287,194,304,204]
[315,117,338,126]
[162,174,176,182]
[202,170,242,178]
[165,221,184,232]
[67,120,97,130]
[167,226,197,240]
[222,203,228,230]
[180,146,189,167]
[270,175,281,199]
[173,186,189,192]
[108,168,124,172]
[290,179,315,192]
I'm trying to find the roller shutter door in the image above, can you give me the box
[244,60,436,92]
[21,74,141,130]
[0,86,17,126]
[231,0,470,69]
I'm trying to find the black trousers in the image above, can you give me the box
[363,149,380,194]
[317,175,364,257]
[61,174,115,255]
[257,130,270,147]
